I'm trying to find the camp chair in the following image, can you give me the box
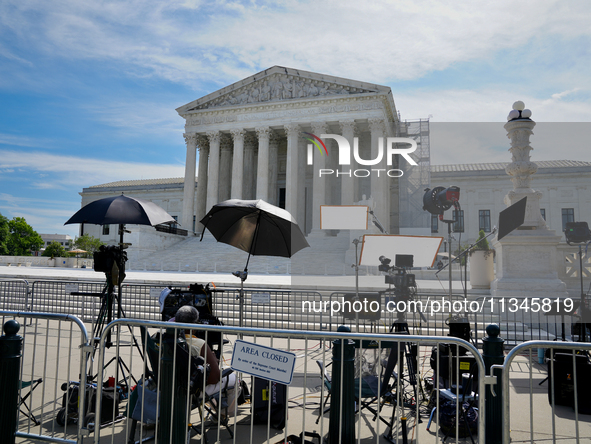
[19,377,43,425]
[127,326,160,444]
[191,367,237,440]
[315,359,389,426]
[316,346,400,427]
[127,328,235,444]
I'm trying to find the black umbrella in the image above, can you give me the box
[64,194,175,286]
[200,199,309,264]
[65,194,176,227]
[200,199,309,326]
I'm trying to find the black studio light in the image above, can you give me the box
[422,186,460,215]
[565,221,591,245]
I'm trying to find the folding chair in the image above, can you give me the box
[315,360,331,423]
[191,367,237,440]
[127,326,160,444]
[315,356,395,427]
[19,378,43,425]
[128,328,235,444]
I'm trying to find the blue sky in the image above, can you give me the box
[0,0,590,238]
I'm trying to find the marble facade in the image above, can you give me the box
[176,66,408,235]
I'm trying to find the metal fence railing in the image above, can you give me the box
[5,305,591,443]
[0,310,91,443]
[473,296,578,346]
[0,279,30,311]
[1,279,576,345]
[493,340,591,444]
[93,319,487,444]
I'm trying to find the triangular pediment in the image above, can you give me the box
[177,66,390,113]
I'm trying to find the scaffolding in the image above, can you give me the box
[398,118,431,230]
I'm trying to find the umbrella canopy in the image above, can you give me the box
[64,195,175,227]
[200,199,309,261]
[68,249,87,254]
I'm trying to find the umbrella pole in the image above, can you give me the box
[239,276,245,328]
[237,212,262,328]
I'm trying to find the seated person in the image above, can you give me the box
[174,305,238,416]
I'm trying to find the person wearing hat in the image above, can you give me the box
[175,305,238,417]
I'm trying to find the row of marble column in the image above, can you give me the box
[181,118,389,234]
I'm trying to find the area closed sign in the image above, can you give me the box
[231,340,296,385]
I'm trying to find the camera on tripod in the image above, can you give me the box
[379,254,416,292]
[93,245,127,273]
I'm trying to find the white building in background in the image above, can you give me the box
[430,160,591,246]
[79,160,591,255]
[175,65,429,236]
[77,66,433,262]
[40,233,73,249]
[73,66,591,269]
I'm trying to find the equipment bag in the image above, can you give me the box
[547,352,591,414]
[438,400,478,438]
[252,377,287,430]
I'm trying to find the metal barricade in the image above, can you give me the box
[329,291,467,336]
[94,319,487,443]
[30,280,106,321]
[474,296,577,346]
[494,340,591,444]
[0,310,92,443]
[216,288,325,330]
[0,279,30,311]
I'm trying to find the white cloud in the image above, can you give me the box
[82,99,185,137]
[0,133,55,148]
[396,88,591,123]
[0,149,186,189]
[551,88,581,101]
[2,0,590,87]
[430,122,591,165]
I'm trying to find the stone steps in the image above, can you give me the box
[131,233,360,276]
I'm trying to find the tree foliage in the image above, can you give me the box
[0,213,9,255]
[0,216,44,256]
[72,233,104,258]
[42,241,68,258]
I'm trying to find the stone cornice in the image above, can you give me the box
[183,95,394,131]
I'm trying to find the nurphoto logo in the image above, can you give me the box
[304,133,417,178]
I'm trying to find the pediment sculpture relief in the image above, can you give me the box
[190,74,377,111]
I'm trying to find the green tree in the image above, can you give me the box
[42,241,68,258]
[73,233,104,258]
[6,217,44,255]
[0,213,9,255]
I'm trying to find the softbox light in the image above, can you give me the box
[497,197,527,241]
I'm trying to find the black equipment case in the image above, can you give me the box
[547,352,591,414]
[252,377,287,430]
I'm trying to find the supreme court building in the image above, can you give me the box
[176,66,429,236]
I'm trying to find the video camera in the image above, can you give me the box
[379,254,416,291]
[93,245,127,274]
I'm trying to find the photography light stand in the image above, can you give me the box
[349,210,387,333]
[351,237,362,333]
[565,222,591,342]
[576,242,590,342]
[423,186,461,304]
[379,261,423,444]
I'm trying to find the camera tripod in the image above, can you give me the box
[381,317,422,444]
[72,238,141,388]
